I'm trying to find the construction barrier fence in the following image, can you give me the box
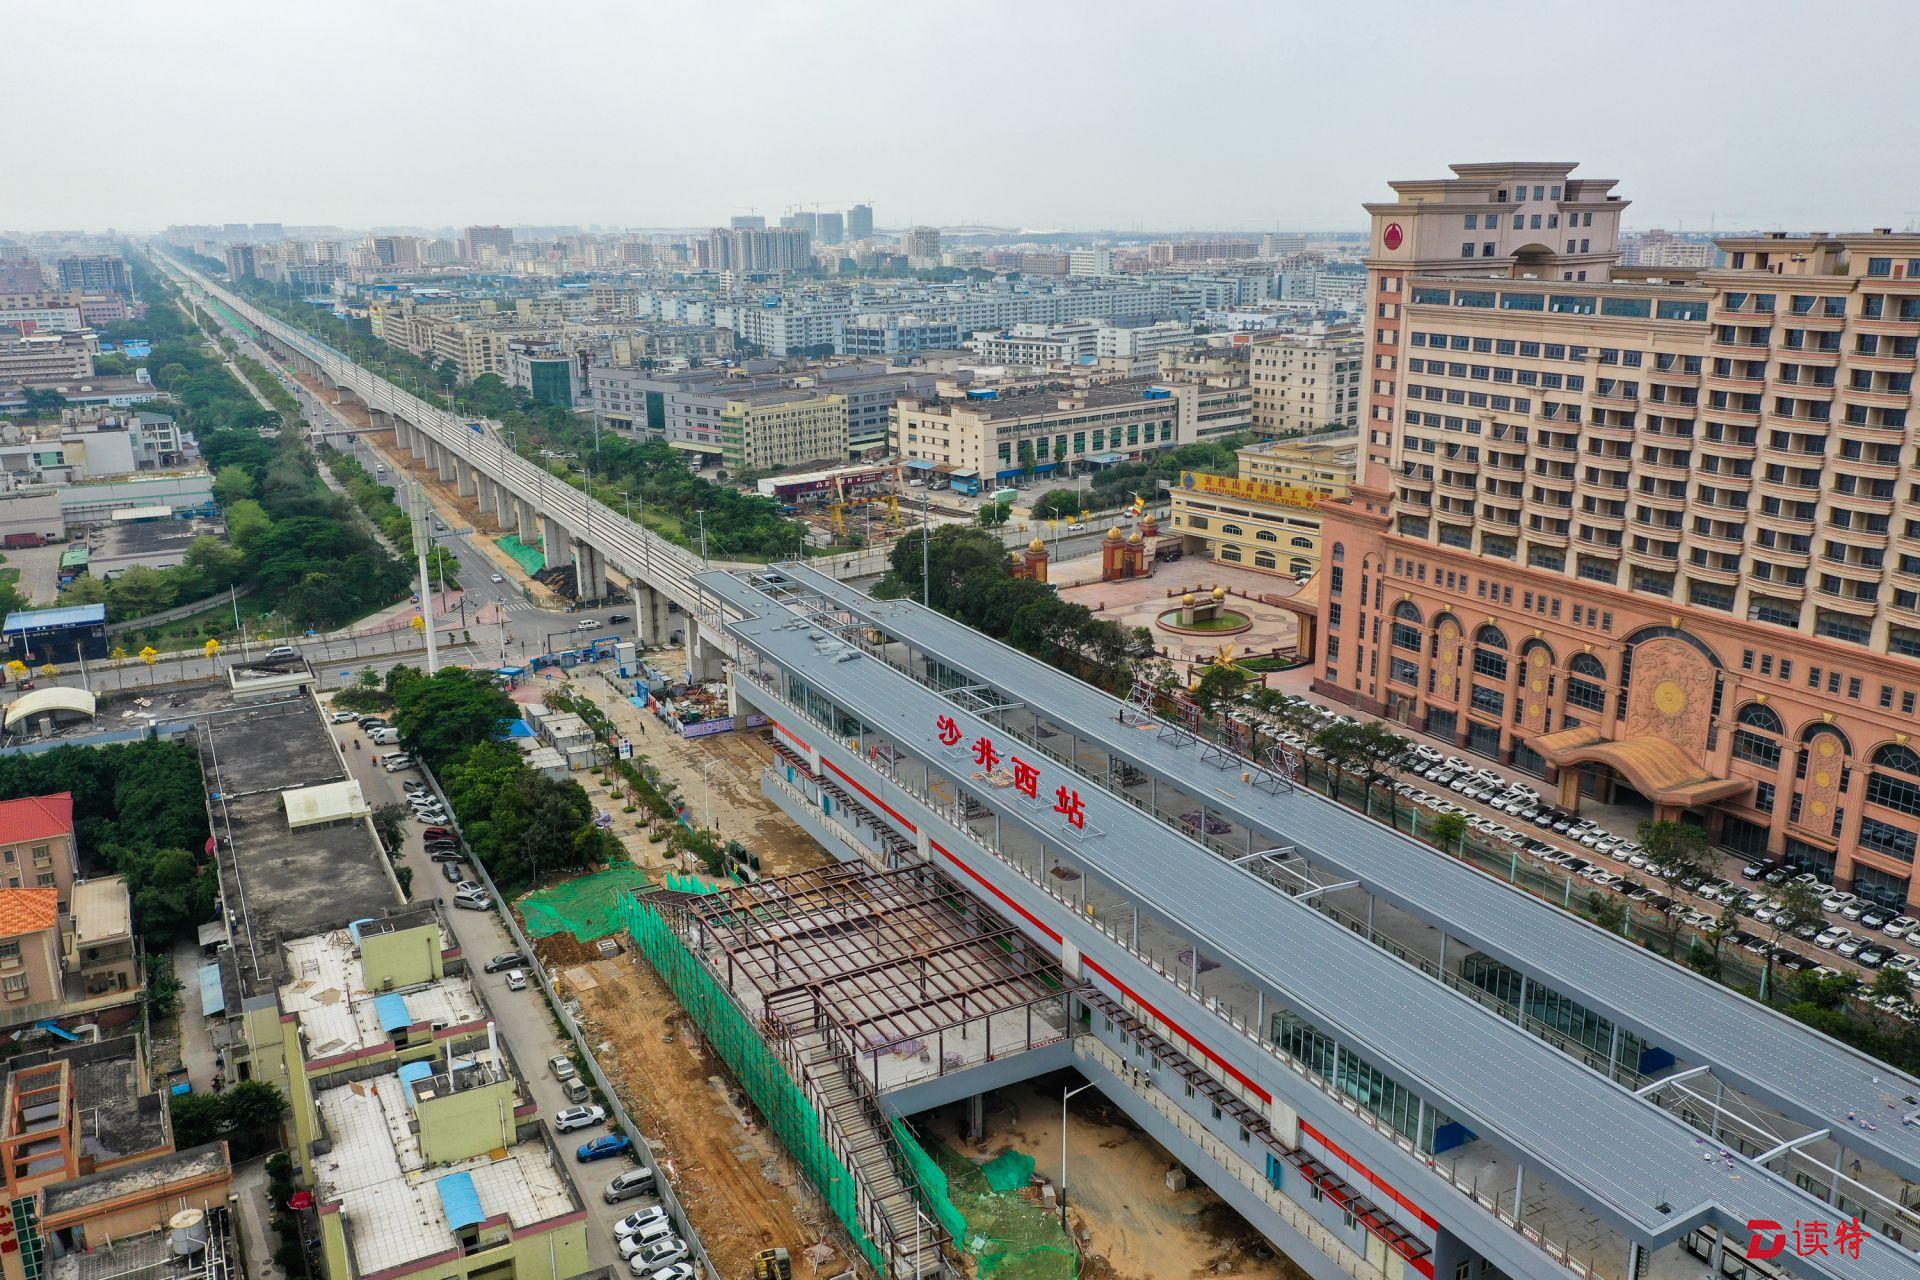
[519,865,657,942]
[889,1122,1077,1280]
[622,893,888,1274]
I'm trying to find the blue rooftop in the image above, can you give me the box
[373,993,412,1036]
[435,1171,484,1231]
[197,962,225,1018]
[3,604,106,632]
[396,1059,436,1107]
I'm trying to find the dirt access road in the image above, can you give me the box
[926,1083,1307,1280]
[547,952,847,1280]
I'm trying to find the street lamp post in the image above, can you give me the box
[1059,1080,1097,1227]
[700,759,715,833]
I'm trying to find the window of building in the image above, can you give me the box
[1860,816,1918,864]
[1731,704,1785,768]
[1566,654,1607,711]
[1869,745,1920,818]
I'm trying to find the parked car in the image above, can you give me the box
[485,952,526,974]
[550,1055,577,1082]
[554,1105,607,1133]
[618,1220,677,1256]
[1888,916,1920,939]
[384,755,416,773]
[578,1134,633,1163]
[1816,927,1851,950]
[505,969,528,992]
[429,847,464,863]
[441,862,469,885]
[328,709,357,724]
[615,1206,672,1238]
[605,1169,657,1204]
[633,1239,689,1271]
[647,1264,697,1280]
[453,894,492,911]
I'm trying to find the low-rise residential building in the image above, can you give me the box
[0,874,138,1028]
[895,378,1188,484]
[1,1036,233,1280]
[1168,435,1356,579]
[0,333,92,386]
[0,794,76,899]
[1247,327,1362,437]
[717,386,847,471]
[840,313,960,357]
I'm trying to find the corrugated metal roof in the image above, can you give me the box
[773,562,1920,1186]
[2,603,105,631]
[374,993,413,1035]
[434,1170,483,1231]
[706,567,1920,1280]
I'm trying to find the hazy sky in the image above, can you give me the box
[14,0,1919,235]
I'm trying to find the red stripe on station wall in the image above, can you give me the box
[1301,1120,1440,1233]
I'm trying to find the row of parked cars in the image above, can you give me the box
[553,1094,692,1276]
[1255,697,1916,1008]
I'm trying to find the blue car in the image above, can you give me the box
[577,1134,632,1163]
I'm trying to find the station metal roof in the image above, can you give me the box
[703,566,1920,1280]
[770,561,1920,1188]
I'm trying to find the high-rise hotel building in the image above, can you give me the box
[1312,161,1920,910]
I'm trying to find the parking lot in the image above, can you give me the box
[332,699,693,1279]
[1249,692,1917,1017]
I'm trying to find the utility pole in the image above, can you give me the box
[698,510,709,564]
[409,483,440,673]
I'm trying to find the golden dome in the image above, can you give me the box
[1182,592,1196,606]
[1127,531,1143,544]
[1105,527,1123,541]
[1211,586,1226,602]
[1029,537,1045,552]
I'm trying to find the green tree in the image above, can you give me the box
[223,1080,289,1136]
[1311,721,1371,799]
[1869,965,1912,1020]
[107,566,177,619]
[1429,811,1468,854]
[169,1092,226,1148]
[225,499,273,551]
[1586,889,1627,934]
[976,500,1011,529]
[1190,662,1249,717]
[391,667,515,765]
[1637,819,1714,955]
[213,465,256,505]
[182,536,246,591]
[1765,881,1826,1002]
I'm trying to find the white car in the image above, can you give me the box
[1888,917,1920,940]
[618,1220,678,1257]
[614,1207,671,1239]
[553,1105,607,1132]
[328,709,357,724]
[1815,927,1851,950]
[1837,936,1867,959]
[491,573,504,583]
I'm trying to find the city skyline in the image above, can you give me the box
[10,0,1919,233]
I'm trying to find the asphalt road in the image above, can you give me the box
[336,711,656,1276]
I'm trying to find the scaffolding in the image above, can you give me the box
[628,864,1077,1280]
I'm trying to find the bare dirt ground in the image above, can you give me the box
[552,954,847,1280]
[566,667,835,879]
[926,1083,1307,1280]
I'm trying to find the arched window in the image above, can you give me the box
[1731,703,1785,769]
[1256,529,1278,542]
[1868,744,1920,817]
[1290,536,1314,549]
[1289,559,1311,574]
[1332,543,1345,563]
[1473,625,1509,681]
[1221,523,1244,536]
[1220,545,1242,562]
[1566,652,1607,712]
[1391,601,1423,652]
[1254,551,1276,569]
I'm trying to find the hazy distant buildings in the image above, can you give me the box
[816,211,844,245]
[54,255,130,297]
[697,225,813,274]
[906,226,942,270]
[846,204,873,241]
[462,224,514,263]
[367,235,421,272]
[730,215,766,230]
[224,244,259,281]
[1069,248,1114,277]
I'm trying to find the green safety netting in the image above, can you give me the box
[663,873,723,895]
[622,894,887,1273]
[520,866,654,942]
[890,1123,1077,1280]
[495,534,546,574]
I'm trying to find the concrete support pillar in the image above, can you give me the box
[963,1094,985,1142]
[518,499,538,545]
[541,517,568,575]
[576,543,607,601]
[455,457,477,498]
[474,474,495,523]
[634,583,674,648]
[686,624,723,682]
[496,483,517,533]
[368,407,390,434]
[436,444,456,484]
[410,424,430,462]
